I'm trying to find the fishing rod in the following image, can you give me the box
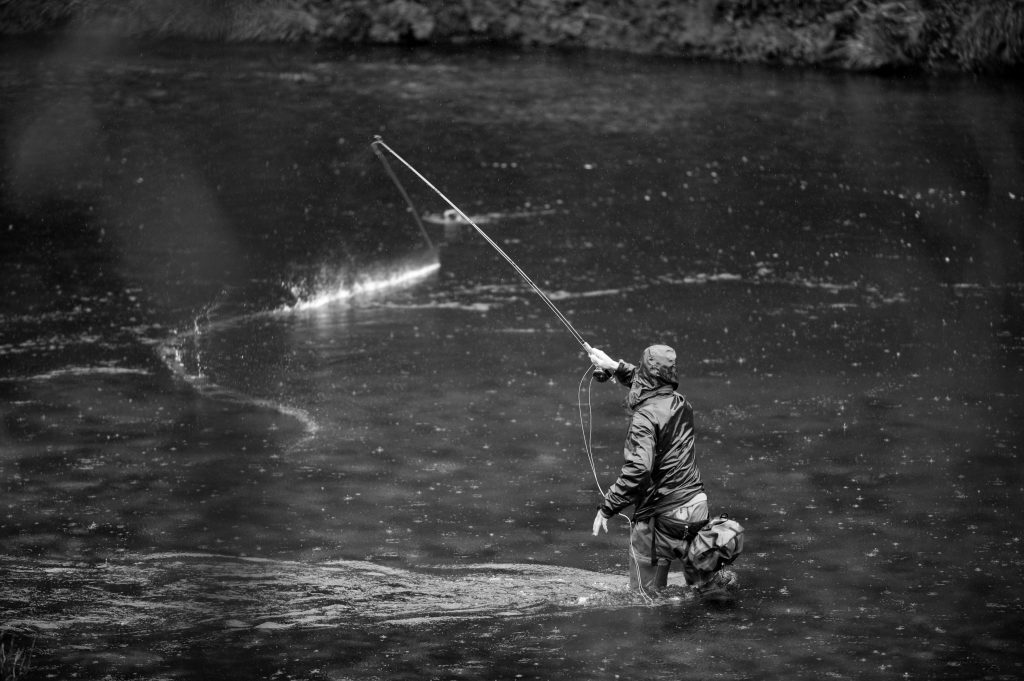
[371,139,661,597]
[371,136,610,378]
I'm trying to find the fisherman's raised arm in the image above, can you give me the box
[586,346,636,386]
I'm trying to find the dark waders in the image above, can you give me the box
[630,557,671,591]
[629,499,710,592]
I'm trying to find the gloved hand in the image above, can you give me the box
[586,346,618,372]
[592,509,609,536]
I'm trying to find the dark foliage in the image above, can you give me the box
[1,0,1021,72]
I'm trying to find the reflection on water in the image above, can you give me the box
[1,37,1022,680]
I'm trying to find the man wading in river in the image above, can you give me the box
[587,343,715,593]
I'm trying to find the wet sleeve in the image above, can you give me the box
[612,361,636,387]
[600,412,655,517]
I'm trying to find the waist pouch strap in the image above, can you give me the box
[649,517,710,566]
[651,519,657,567]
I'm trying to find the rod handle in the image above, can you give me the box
[583,343,612,382]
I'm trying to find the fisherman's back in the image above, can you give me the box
[631,391,703,521]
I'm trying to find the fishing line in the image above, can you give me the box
[375,137,653,602]
[578,364,655,605]
[578,366,603,495]
[370,142,437,253]
[371,137,591,352]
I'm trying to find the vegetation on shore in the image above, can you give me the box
[1,1,1022,73]
[0,631,34,681]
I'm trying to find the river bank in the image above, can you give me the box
[1,0,1022,73]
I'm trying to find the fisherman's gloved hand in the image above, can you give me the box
[586,346,618,372]
[592,509,609,536]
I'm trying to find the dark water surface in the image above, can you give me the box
[2,37,1023,680]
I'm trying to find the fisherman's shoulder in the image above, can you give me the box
[633,396,672,420]
[645,392,692,417]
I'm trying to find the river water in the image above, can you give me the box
[1,36,1022,680]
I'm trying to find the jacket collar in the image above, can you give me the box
[626,384,676,410]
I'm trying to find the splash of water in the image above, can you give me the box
[153,253,441,440]
[286,258,440,312]
[0,552,726,635]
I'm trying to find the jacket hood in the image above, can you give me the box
[626,344,678,409]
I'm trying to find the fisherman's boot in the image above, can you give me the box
[682,560,704,588]
[630,558,670,594]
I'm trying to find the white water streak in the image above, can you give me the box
[289,261,441,312]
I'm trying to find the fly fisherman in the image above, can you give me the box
[586,343,711,593]
[367,141,740,592]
